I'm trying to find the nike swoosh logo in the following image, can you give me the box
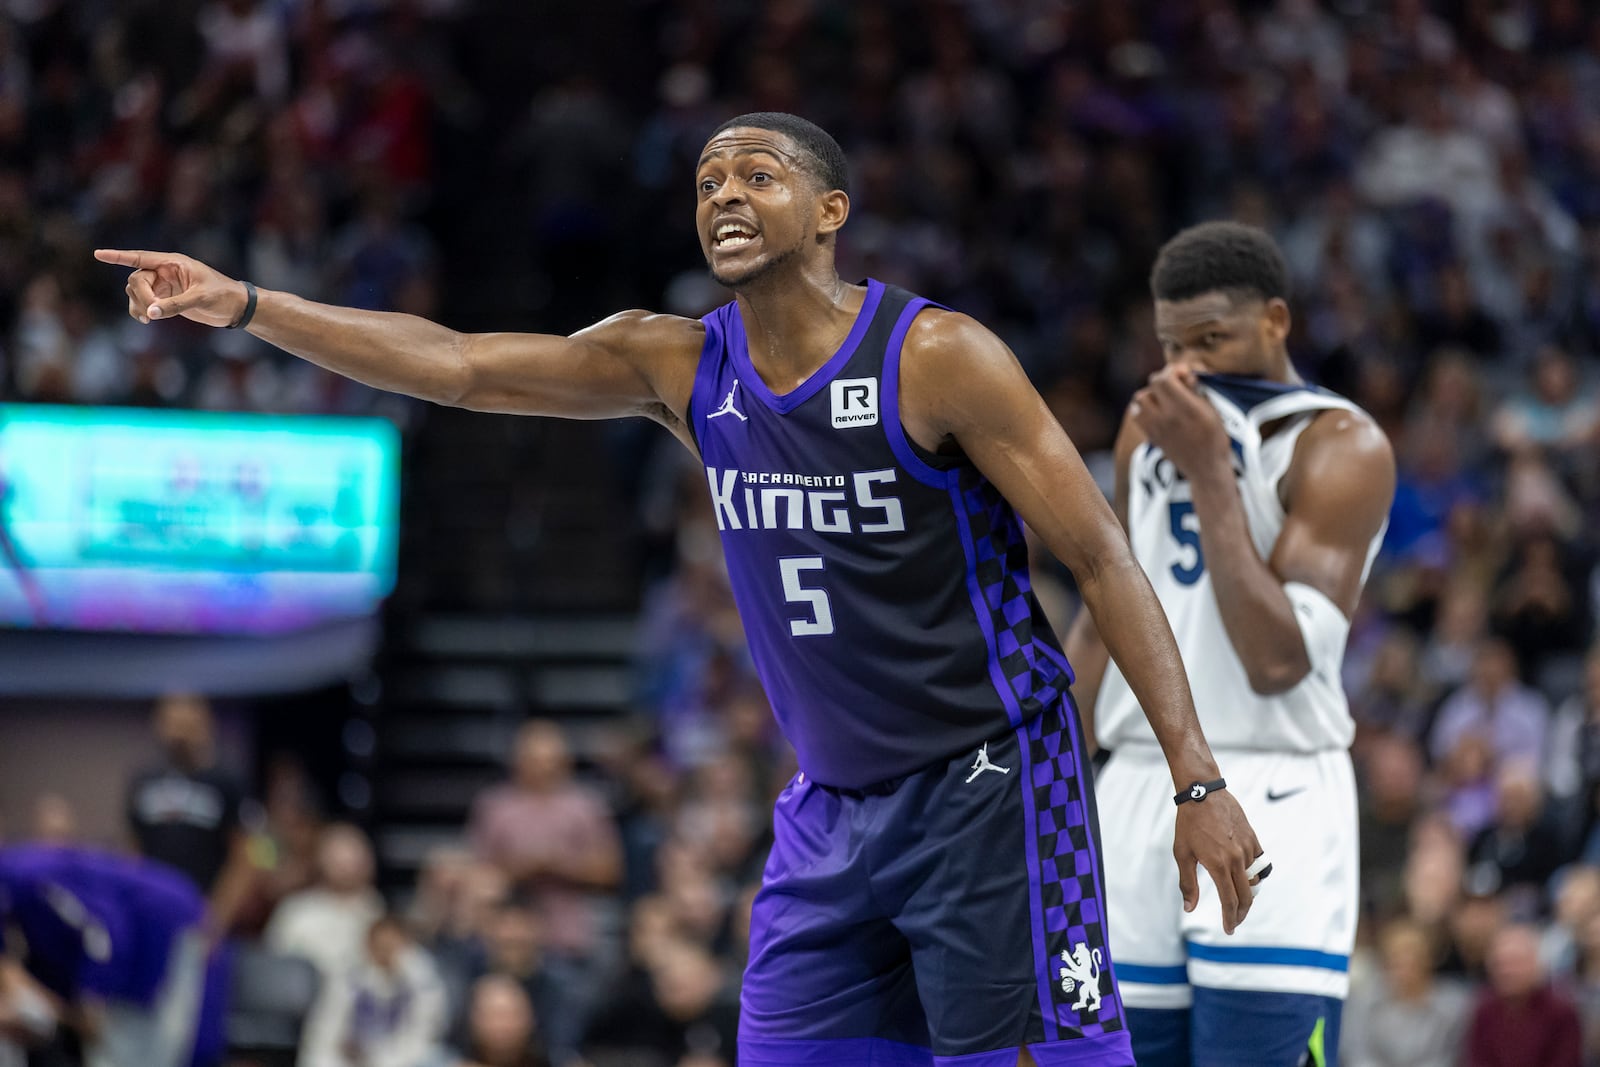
[1265,787,1305,802]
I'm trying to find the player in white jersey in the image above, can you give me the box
[1065,222,1395,1067]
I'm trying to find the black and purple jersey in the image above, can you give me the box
[689,279,1074,790]
[0,845,204,1006]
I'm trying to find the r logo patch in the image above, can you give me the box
[831,377,879,428]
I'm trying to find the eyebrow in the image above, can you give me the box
[695,144,795,169]
[1158,315,1229,330]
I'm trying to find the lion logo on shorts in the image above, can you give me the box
[1058,943,1103,1013]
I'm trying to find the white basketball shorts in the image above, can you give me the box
[1096,745,1358,1009]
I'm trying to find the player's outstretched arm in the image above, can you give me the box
[93,249,702,428]
[1130,366,1395,694]
[901,310,1262,934]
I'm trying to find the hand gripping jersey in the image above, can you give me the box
[690,280,1075,790]
[1095,376,1385,754]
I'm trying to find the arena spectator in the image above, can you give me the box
[583,938,738,1066]
[466,722,621,1065]
[1404,815,1467,932]
[1493,346,1600,456]
[1547,647,1600,810]
[1350,629,1435,742]
[237,755,326,937]
[421,898,556,1061]
[1429,638,1551,773]
[1341,918,1471,1067]
[438,974,549,1067]
[124,692,256,940]
[28,793,76,845]
[1492,531,1592,680]
[299,915,448,1067]
[1360,734,1429,919]
[264,823,384,981]
[1541,866,1600,981]
[1463,923,1582,1067]
[1465,764,1568,914]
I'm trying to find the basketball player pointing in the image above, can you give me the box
[99,114,1263,1067]
[1066,223,1396,1067]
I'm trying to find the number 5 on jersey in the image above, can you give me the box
[780,556,834,636]
[1168,500,1205,585]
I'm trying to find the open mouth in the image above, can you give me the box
[713,221,759,249]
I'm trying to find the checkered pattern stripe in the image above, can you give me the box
[956,470,1071,715]
[955,472,1121,1038]
[1027,708,1125,1037]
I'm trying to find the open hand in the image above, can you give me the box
[1173,789,1264,935]
[93,248,249,328]
[1130,366,1231,478]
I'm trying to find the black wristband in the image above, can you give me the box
[227,280,258,330]
[1174,778,1227,806]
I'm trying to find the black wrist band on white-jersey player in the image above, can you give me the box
[228,280,258,330]
[1174,778,1227,806]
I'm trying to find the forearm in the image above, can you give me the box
[1061,608,1110,755]
[1078,552,1219,788]
[1187,464,1309,694]
[245,288,471,404]
[204,840,258,940]
[544,846,621,890]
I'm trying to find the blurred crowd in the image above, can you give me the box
[0,692,766,1067]
[8,0,1600,1066]
[0,0,454,416]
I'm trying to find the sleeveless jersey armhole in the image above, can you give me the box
[1266,409,1343,522]
[687,311,727,452]
[880,295,965,489]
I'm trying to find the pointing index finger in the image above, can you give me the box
[93,249,150,268]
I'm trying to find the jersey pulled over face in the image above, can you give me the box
[691,281,1073,789]
[1095,376,1385,753]
[1154,293,1289,380]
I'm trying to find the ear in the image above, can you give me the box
[1262,297,1291,346]
[816,189,850,239]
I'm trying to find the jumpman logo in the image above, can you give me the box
[708,380,747,422]
[965,743,1011,783]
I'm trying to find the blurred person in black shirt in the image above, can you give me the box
[1359,734,1428,920]
[124,692,255,940]
[1466,763,1569,915]
[460,900,554,1061]
[583,938,737,1067]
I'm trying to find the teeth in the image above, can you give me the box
[716,223,756,245]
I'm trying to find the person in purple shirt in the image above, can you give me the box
[0,844,221,1067]
[1428,637,1550,772]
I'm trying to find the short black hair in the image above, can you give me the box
[710,112,849,196]
[1150,221,1289,305]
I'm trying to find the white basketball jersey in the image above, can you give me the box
[1094,378,1385,754]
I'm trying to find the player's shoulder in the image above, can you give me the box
[580,308,706,359]
[898,307,1026,437]
[901,305,1004,363]
[1286,401,1396,512]
[1296,400,1394,473]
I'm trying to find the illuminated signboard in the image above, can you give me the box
[0,404,400,634]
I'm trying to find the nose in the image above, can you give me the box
[711,178,745,208]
